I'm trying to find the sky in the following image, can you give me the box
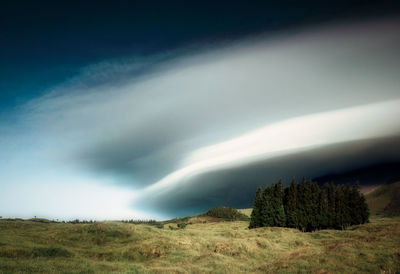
[1,1,400,220]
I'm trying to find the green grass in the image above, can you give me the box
[0,216,399,273]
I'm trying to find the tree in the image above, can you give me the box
[297,177,313,232]
[249,187,263,228]
[327,182,337,228]
[360,193,370,224]
[335,185,351,230]
[349,181,362,225]
[272,180,286,227]
[309,180,320,231]
[342,185,352,228]
[249,178,370,231]
[284,179,298,228]
[318,183,330,229]
[261,186,274,227]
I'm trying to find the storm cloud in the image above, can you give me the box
[134,136,400,217]
[1,18,400,219]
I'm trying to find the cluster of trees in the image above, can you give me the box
[249,179,369,232]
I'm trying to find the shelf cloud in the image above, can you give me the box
[1,18,400,219]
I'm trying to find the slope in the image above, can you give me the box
[366,181,400,216]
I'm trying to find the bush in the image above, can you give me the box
[67,219,95,224]
[177,223,188,229]
[204,207,249,221]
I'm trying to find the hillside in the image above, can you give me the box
[366,181,400,216]
[0,216,399,273]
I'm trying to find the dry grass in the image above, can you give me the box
[237,208,252,217]
[0,216,399,273]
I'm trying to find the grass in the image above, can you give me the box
[0,216,399,273]
[237,208,252,218]
[366,181,400,216]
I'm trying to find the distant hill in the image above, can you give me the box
[365,181,400,216]
[313,162,400,187]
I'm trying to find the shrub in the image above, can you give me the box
[177,223,188,229]
[67,219,95,224]
[204,207,249,221]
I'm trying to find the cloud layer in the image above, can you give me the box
[1,18,400,219]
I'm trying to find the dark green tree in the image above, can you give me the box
[360,193,370,224]
[249,187,263,228]
[327,182,337,228]
[261,186,274,227]
[349,181,362,225]
[309,180,320,231]
[318,183,330,229]
[249,178,370,231]
[335,185,351,229]
[342,185,352,228]
[284,179,298,228]
[272,180,286,227]
[297,177,313,232]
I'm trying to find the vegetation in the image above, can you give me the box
[203,207,249,221]
[121,219,159,225]
[366,181,400,216]
[250,179,369,231]
[1,182,398,272]
[0,216,399,273]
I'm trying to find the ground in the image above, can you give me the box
[0,215,399,273]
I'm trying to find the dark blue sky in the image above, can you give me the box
[1,0,400,111]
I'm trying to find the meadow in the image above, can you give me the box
[0,215,399,273]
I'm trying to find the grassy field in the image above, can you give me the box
[0,215,399,273]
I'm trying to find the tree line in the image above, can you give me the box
[249,178,369,232]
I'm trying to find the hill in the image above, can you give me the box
[0,216,399,273]
[366,181,400,216]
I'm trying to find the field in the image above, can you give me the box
[0,215,399,273]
